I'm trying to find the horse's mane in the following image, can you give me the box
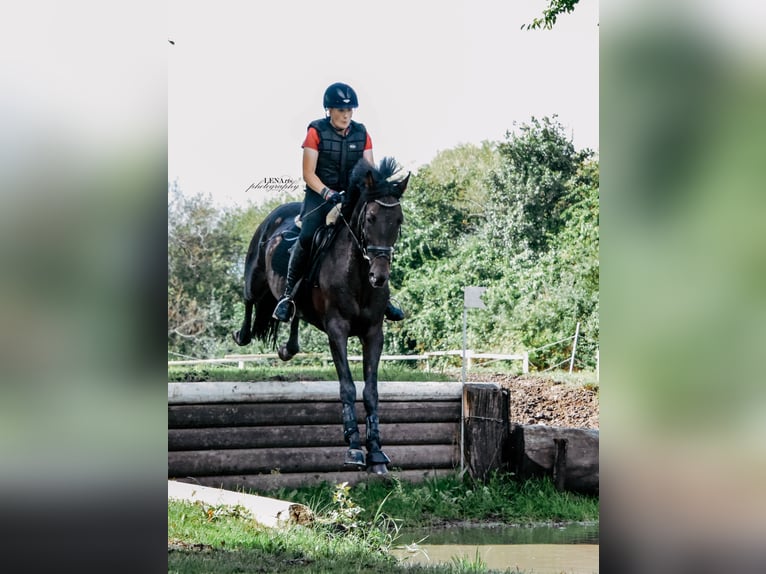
[348,157,406,205]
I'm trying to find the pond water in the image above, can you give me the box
[391,523,599,574]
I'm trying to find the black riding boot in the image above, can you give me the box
[384,300,405,321]
[273,242,307,322]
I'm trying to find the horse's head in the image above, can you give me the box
[348,157,410,288]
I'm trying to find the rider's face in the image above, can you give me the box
[328,107,353,131]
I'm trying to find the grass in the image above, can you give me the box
[168,497,400,574]
[264,472,598,528]
[167,476,553,574]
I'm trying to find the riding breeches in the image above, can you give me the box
[298,188,333,248]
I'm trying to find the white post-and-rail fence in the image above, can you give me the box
[168,350,530,374]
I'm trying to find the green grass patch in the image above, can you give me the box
[168,498,398,573]
[167,480,537,573]
[264,473,598,528]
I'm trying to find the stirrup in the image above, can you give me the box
[272,296,295,322]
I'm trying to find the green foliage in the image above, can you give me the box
[388,116,599,369]
[523,0,581,30]
[487,116,593,255]
[167,182,244,357]
[167,184,303,359]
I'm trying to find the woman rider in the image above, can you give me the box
[272,82,405,323]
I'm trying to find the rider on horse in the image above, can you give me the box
[272,82,405,323]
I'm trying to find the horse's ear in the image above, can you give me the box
[364,170,375,191]
[392,172,410,196]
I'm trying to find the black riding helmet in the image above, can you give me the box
[323,82,359,109]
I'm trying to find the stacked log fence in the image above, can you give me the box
[168,381,598,495]
[168,381,462,491]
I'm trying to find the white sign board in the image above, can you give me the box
[463,286,487,309]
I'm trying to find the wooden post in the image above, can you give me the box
[522,352,529,374]
[552,438,568,492]
[569,322,581,373]
[463,383,510,482]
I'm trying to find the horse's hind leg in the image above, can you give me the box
[277,316,301,361]
[232,300,254,346]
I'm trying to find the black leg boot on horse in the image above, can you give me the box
[342,404,366,467]
[273,242,308,322]
[365,414,390,474]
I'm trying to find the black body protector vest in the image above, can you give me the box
[308,118,367,191]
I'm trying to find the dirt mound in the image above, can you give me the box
[466,374,599,429]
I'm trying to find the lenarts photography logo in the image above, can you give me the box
[245,176,302,194]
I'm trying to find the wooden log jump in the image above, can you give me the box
[167,380,598,494]
[168,381,462,490]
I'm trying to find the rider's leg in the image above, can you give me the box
[272,241,307,322]
[273,190,327,322]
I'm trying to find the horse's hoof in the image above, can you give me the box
[344,448,366,468]
[367,463,388,475]
[366,450,391,465]
[232,330,249,346]
[277,345,297,361]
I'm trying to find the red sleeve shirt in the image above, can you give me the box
[302,127,373,151]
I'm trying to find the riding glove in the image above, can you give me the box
[321,187,342,204]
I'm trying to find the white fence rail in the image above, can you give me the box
[168,350,529,374]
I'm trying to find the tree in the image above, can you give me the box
[524,0,581,30]
[486,116,593,256]
[392,142,499,285]
[389,117,599,370]
[167,183,244,357]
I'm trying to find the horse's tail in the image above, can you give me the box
[252,294,279,348]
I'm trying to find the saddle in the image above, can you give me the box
[272,212,343,291]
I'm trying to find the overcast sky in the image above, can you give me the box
[168,0,599,207]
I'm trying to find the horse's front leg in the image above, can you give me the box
[327,319,365,468]
[362,326,390,474]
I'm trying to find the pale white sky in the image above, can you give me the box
[168,0,599,207]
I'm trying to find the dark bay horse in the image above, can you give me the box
[232,157,409,474]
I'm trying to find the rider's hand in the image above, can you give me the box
[321,187,342,204]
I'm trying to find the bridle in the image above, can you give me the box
[341,198,401,263]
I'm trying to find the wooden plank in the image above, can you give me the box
[176,468,456,491]
[168,444,459,476]
[463,383,510,482]
[167,480,312,528]
[168,401,461,428]
[168,381,463,404]
[168,422,459,451]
